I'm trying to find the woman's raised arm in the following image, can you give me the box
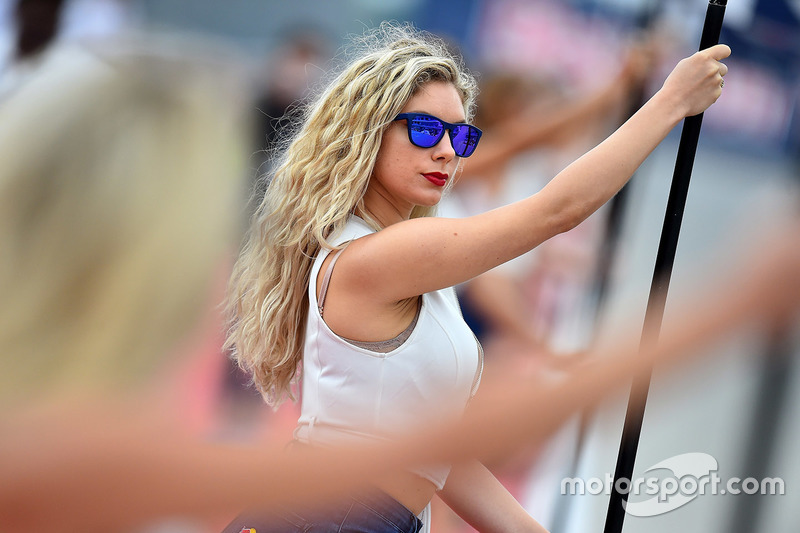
[346,44,731,303]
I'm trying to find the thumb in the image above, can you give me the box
[705,43,731,60]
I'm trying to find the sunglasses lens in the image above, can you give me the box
[408,115,444,148]
[451,125,481,157]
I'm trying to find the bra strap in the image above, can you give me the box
[318,248,346,315]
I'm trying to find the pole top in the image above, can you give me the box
[710,0,727,6]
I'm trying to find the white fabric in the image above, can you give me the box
[417,503,431,533]
[295,215,483,490]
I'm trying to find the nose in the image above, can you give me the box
[431,130,456,162]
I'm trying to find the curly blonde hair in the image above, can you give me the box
[226,23,478,406]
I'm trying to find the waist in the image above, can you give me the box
[289,439,437,516]
[375,470,437,516]
[294,419,451,488]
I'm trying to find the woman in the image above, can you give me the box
[226,23,730,532]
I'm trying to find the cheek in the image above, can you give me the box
[380,130,410,162]
[373,134,410,178]
[372,148,392,179]
[370,153,399,193]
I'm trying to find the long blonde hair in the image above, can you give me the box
[0,38,247,406]
[226,23,478,406]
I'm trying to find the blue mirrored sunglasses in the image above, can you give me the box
[393,113,482,158]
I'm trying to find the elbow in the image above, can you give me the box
[552,201,591,236]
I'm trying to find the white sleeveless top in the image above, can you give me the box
[294,215,483,490]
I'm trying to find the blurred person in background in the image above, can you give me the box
[0,0,134,99]
[443,45,651,366]
[224,19,729,532]
[252,26,333,164]
[431,46,650,532]
[432,45,651,531]
[0,0,64,97]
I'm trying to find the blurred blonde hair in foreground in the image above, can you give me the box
[0,35,248,408]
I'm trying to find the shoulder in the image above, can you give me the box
[327,215,376,248]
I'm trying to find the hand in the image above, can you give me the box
[659,44,730,118]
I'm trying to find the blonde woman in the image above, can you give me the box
[226,23,730,532]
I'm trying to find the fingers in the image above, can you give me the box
[703,44,730,84]
[716,62,727,93]
[714,65,727,93]
[706,43,731,61]
[701,44,730,80]
[707,44,730,83]
[701,45,729,94]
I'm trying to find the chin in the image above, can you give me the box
[417,190,445,208]
[414,199,441,211]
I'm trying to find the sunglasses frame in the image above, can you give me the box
[393,112,483,158]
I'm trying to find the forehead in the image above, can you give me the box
[401,81,466,123]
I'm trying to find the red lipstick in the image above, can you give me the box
[423,172,447,187]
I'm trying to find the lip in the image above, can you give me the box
[423,172,448,187]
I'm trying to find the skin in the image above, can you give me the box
[315,44,731,529]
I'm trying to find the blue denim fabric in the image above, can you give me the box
[220,490,423,533]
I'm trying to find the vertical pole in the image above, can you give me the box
[603,2,727,532]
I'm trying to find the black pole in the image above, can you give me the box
[603,2,727,533]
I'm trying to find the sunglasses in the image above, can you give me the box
[393,113,483,158]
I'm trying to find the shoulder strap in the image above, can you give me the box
[318,247,346,315]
